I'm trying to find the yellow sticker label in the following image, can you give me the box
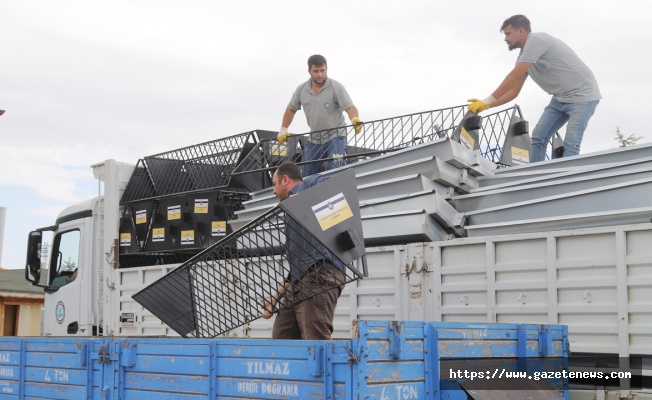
[181,230,194,245]
[135,210,147,225]
[167,205,181,221]
[212,221,227,236]
[120,233,131,247]
[312,193,353,231]
[270,143,288,156]
[152,227,165,242]
[511,146,530,165]
[460,127,475,150]
[195,199,209,214]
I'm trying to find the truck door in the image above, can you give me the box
[43,224,84,336]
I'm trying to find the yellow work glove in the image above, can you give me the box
[467,96,495,113]
[277,127,290,144]
[351,117,363,134]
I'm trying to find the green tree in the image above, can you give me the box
[615,126,642,147]
[62,256,77,272]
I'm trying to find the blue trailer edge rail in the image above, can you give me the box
[0,320,568,400]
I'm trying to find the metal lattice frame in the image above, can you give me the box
[119,106,524,202]
[481,106,525,164]
[133,204,365,338]
[231,105,524,183]
[121,130,274,203]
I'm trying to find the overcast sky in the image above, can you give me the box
[1,1,649,269]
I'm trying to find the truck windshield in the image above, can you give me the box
[51,230,81,288]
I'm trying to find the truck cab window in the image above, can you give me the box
[51,230,81,288]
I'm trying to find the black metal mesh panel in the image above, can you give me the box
[120,160,156,204]
[143,158,191,196]
[120,130,275,203]
[133,204,365,338]
[184,161,228,189]
[231,105,524,187]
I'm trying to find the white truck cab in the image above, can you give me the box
[25,160,134,336]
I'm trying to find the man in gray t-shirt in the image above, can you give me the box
[278,54,362,176]
[468,15,601,162]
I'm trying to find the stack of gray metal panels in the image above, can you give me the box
[233,137,494,246]
[234,130,652,245]
[457,142,652,237]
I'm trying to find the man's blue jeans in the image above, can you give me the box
[530,98,599,162]
[302,136,348,177]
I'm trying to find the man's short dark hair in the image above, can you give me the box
[276,161,303,181]
[308,54,327,69]
[501,15,531,33]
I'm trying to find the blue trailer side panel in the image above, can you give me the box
[213,340,350,399]
[0,338,93,400]
[354,321,568,400]
[0,321,569,400]
[0,339,22,399]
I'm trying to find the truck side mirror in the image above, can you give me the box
[25,231,42,284]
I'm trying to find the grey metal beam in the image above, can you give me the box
[492,141,652,175]
[234,202,276,221]
[361,210,453,246]
[322,137,496,178]
[231,209,453,248]
[465,177,652,226]
[465,207,652,237]
[240,173,445,217]
[354,156,477,194]
[455,165,652,212]
[360,189,465,236]
[477,156,652,190]
[357,174,441,202]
